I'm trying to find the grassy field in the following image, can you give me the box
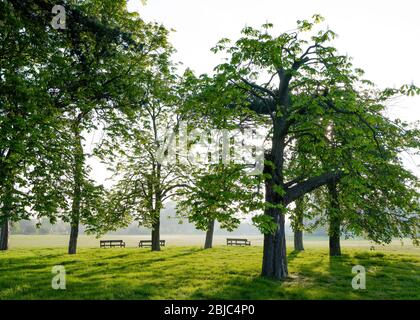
[0,236,419,300]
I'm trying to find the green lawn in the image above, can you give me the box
[8,234,420,254]
[0,245,419,300]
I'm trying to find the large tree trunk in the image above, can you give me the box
[68,120,83,255]
[0,217,9,251]
[328,182,341,256]
[262,210,288,280]
[261,153,288,280]
[151,215,161,251]
[204,219,215,249]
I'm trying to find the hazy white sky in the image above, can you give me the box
[122,0,419,176]
[128,0,420,85]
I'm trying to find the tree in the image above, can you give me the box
[99,64,185,251]
[1,0,171,253]
[49,0,164,255]
[288,140,312,252]
[307,141,420,256]
[176,163,262,249]
[291,196,306,251]
[289,87,420,256]
[0,0,74,250]
[208,16,420,279]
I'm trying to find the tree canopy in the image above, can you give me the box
[1,4,419,284]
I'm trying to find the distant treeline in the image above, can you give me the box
[11,214,328,236]
[9,215,260,236]
[10,200,329,236]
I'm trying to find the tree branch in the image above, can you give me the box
[239,77,277,99]
[284,170,344,205]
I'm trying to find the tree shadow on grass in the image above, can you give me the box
[0,247,207,300]
[1,248,418,300]
[72,247,205,278]
[189,250,420,300]
[288,250,304,263]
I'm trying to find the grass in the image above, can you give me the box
[8,234,420,254]
[0,244,419,300]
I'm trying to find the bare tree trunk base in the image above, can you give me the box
[151,221,161,251]
[204,219,215,249]
[68,223,79,255]
[0,218,9,251]
[261,213,288,280]
[328,182,342,257]
[294,229,304,251]
[329,233,341,256]
[329,217,341,256]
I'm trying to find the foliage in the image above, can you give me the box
[1,1,173,246]
[175,163,263,232]
[97,62,184,232]
[208,15,420,248]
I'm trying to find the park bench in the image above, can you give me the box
[100,240,126,248]
[226,238,251,246]
[138,240,166,248]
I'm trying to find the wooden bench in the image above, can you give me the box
[227,238,251,246]
[100,240,126,248]
[138,240,166,248]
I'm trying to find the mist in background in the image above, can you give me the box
[11,202,329,237]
